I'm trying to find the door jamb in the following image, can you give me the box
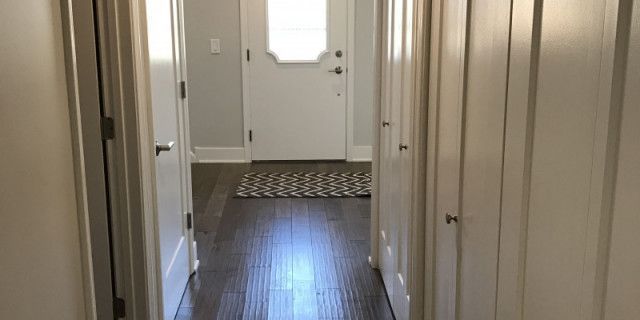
[59,0,113,318]
[239,0,358,161]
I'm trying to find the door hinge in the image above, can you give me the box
[101,116,115,141]
[113,297,126,318]
[249,130,253,142]
[186,212,193,229]
[246,49,250,61]
[180,81,187,99]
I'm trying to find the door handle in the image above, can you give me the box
[399,143,409,151]
[329,66,344,74]
[445,213,458,224]
[155,140,175,156]
[382,121,390,127]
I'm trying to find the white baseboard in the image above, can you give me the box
[350,145,372,162]
[190,151,197,163]
[194,147,248,163]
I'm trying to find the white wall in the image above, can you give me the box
[0,1,87,319]
[184,0,375,160]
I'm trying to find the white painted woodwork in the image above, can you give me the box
[377,0,421,317]
[378,0,396,302]
[602,4,640,319]
[145,0,191,318]
[246,0,348,160]
[456,0,511,319]
[428,0,640,320]
[429,0,467,318]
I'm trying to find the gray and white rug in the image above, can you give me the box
[235,172,371,198]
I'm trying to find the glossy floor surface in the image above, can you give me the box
[176,162,394,319]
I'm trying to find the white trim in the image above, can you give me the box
[194,147,249,163]
[350,145,373,162]
[369,0,383,270]
[240,0,253,162]
[345,0,356,161]
[240,0,356,161]
[190,151,197,163]
[59,0,100,317]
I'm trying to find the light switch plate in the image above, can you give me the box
[210,39,221,54]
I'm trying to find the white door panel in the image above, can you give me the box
[248,0,347,160]
[431,0,637,320]
[146,0,191,318]
[377,0,414,317]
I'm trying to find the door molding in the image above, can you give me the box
[59,0,113,318]
[239,0,357,161]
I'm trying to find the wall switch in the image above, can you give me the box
[210,39,221,54]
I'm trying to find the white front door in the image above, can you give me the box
[146,0,191,318]
[247,0,348,160]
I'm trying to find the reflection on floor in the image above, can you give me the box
[176,162,394,319]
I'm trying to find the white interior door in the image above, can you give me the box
[378,0,413,317]
[146,0,191,318]
[247,0,348,160]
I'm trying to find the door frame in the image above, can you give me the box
[239,0,358,161]
[58,0,115,318]
[84,0,195,318]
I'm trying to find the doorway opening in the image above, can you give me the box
[174,0,388,317]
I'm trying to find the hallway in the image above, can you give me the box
[176,162,394,319]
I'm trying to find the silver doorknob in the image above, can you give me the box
[445,213,458,224]
[329,66,344,74]
[382,121,390,127]
[155,140,175,156]
[399,143,409,151]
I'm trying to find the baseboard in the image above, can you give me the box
[350,145,372,162]
[194,147,249,163]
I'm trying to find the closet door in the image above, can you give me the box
[429,0,467,318]
[377,0,415,317]
[602,3,640,318]
[496,0,629,319]
[378,0,397,305]
[430,0,511,318]
[455,0,512,319]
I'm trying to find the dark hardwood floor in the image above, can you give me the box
[177,162,394,320]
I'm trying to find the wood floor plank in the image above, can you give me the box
[178,162,394,320]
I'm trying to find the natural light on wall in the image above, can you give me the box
[267,0,328,62]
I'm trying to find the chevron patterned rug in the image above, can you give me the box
[235,172,371,198]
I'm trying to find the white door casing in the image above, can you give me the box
[145,0,191,318]
[245,0,348,160]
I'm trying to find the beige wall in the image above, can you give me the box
[184,0,375,150]
[0,1,87,319]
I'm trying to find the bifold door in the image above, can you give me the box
[377,0,419,317]
[429,0,640,319]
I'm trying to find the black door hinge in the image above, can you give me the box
[186,212,193,229]
[101,117,115,141]
[113,297,126,318]
[246,49,250,61]
[249,130,253,142]
[180,81,187,99]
